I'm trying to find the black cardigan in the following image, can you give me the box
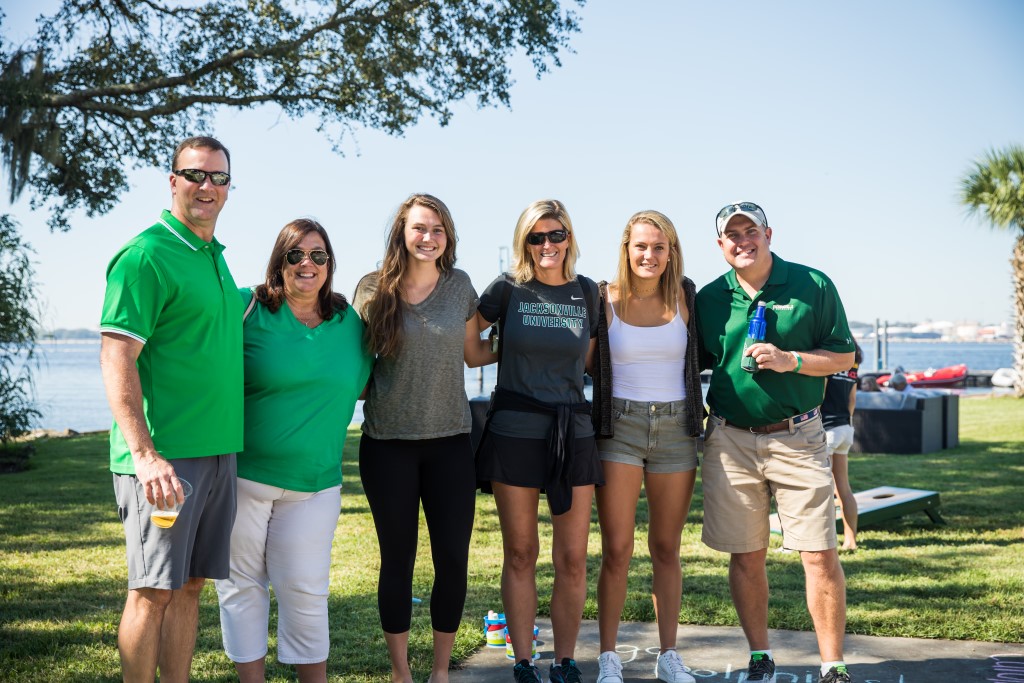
[590,277,705,439]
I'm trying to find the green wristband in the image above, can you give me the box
[791,351,802,373]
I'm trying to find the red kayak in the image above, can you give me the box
[876,364,968,389]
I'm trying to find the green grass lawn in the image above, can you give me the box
[1,397,1022,681]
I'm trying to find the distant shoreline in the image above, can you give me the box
[43,336,1016,345]
[35,329,1018,345]
[856,338,1013,344]
[39,331,101,341]
[38,337,101,344]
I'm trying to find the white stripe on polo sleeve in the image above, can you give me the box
[99,325,148,345]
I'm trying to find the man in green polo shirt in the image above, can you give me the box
[695,202,856,683]
[100,135,243,683]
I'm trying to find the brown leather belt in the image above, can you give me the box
[714,407,820,434]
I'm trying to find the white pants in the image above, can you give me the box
[215,477,340,664]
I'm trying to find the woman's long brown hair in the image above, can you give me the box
[363,194,457,357]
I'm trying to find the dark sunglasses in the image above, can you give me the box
[173,168,231,186]
[716,202,767,235]
[285,249,330,266]
[526,229,569,246]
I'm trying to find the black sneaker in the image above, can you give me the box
[819,665,852,683]
[549,657,584,683]
[514,658,542,682]
[746,654,777,683]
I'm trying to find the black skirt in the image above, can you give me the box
[476,431,604,493]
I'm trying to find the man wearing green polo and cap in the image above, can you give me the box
[100,135,243,683]
[696,202,856,683]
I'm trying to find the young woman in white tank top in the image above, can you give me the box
[606,298,687,400]
[590,211,701,683]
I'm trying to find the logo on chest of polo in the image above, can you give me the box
[516,301,587,329]
[772,304,794,311]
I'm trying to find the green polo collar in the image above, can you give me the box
[722,252,789,294]
[157,209,225,254]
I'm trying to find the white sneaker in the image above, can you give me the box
[656,650,696,683]
[596,651,623,683]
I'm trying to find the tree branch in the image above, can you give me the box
[40,0,417,107]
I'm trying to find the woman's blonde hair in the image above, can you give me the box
[510,199,579,284]
[363,193,457,357]
[614,210,683,320]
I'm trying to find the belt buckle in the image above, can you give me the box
[752,419,786,434]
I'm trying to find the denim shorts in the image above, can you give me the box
[596,398,698,473]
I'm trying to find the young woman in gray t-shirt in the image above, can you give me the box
[354,193,494,683]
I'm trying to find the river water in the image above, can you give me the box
[22,339,1015,432]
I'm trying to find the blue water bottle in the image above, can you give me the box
[741,301,767,373]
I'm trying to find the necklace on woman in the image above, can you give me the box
[402,269,440,327]
[631,283,659,300]
[288,302,321,328]
[404,302,430,327]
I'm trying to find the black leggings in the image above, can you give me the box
[359,433,476,634]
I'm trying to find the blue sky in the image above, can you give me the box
[3,1,1023,330]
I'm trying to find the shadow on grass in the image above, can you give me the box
[860,530,1021,549]
[1,585,396,682]
[0,507,123,553]
[1,568,126,624]
[950,438,1024,454]
[0,570,123,682]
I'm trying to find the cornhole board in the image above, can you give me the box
[770,486,945,535]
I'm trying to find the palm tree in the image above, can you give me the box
[961,145,1024,396]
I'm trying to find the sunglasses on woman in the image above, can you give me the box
[526,229,569,246]
[285,249,330,266]
[173,169,232,186]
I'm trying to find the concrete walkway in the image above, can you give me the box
[450,619,1023,682]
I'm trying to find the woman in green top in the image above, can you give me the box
[215,218,373,683]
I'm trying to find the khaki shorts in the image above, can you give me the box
[701,414,836,553]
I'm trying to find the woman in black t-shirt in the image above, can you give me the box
[475,199,602,683]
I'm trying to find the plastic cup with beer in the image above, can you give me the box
[151,477,193,529]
